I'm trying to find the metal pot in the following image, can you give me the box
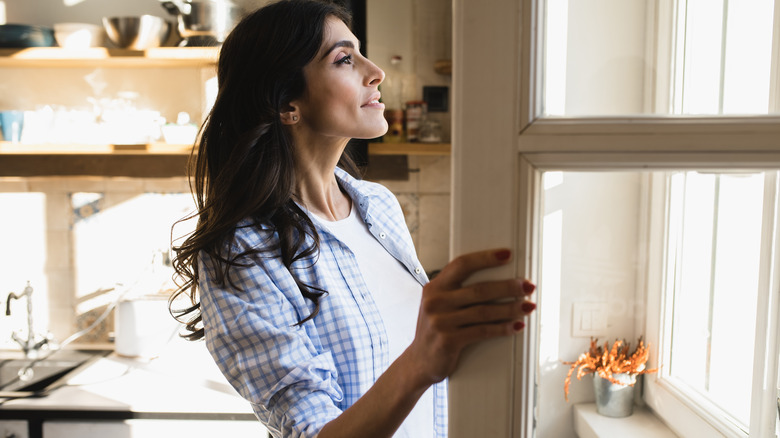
[160,0,244,46]
[593,373,636,418]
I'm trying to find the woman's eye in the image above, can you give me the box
[335,54,353,65]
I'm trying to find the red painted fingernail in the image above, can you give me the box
[513,321,525,332]
[523,281,536,294]
[495,249,511,261]
[521,302,536,313]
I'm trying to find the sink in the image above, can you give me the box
[0,349,111,396]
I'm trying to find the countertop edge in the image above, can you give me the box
[0,408,256,421]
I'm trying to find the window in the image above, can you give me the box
[536,0,780,435]
[447,0,780,436]
[0,183,195,347]
[0,192,48,348]
[664,171,769,432]
[673,0,776,115]
[543,0,779,117]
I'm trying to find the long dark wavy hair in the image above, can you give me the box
[170,0,360,341]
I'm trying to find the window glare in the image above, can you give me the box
[543,0,777,116]
[721,0,774,114]
[0,193,47,349]
[679,0,724,114]
[668,172,764,428]
[670,173,716,389]
[678,0,775,114]
[707,174,761,425]
[544,0,568,115]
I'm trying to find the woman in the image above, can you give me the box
[171,1,536,437]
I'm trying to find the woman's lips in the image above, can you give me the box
[361,93,384,108]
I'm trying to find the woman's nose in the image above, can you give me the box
[366,59,385,86]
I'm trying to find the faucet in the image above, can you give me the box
[6,282,50,358]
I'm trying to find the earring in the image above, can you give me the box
[292,115,298,122]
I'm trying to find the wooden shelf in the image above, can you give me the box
[0,153,190,178]
[0,47,219,68]
[0,142,193,177]
[368,142,451,156]
[0,142,450,177]
[1,142,452,156]
[0,49,450,177]
[0,142,193,155]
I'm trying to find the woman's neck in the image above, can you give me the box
[293,136,352,221]
[295,172,351,221]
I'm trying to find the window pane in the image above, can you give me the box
[537,171,649,436]
[72,192,195,343]
[535,169,770,436]
[542,0,777,116]
[667,172,764,428]
[73,192,194,295]
[677,0,725,114]
[0,193,48,349]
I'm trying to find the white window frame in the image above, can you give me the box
[448,0,780,437]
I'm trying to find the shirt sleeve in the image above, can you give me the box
[198,235,344,438]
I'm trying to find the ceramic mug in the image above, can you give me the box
[0,110,24,142]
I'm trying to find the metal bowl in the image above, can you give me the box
[0,24,55,48]
[161,0,244,45]
[102,15,171,50]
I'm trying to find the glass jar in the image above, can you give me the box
[419,118,442,143]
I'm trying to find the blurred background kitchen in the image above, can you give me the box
[0,0,452,436]
[0,0,452,348]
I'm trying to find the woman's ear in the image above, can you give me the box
[280,103,300,125]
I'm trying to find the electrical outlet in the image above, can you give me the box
[572,302,609,337]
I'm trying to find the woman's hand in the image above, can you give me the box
[407,248,536,385]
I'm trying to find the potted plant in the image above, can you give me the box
[563,337,657,417]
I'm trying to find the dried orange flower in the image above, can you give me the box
[562,337,657,402]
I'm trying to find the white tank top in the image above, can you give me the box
[311,202,434,438]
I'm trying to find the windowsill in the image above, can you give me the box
[574,403,678,438]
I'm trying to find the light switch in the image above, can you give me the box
[572,302,609,337]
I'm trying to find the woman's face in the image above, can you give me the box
[291,16,388,141]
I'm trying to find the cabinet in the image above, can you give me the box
[0,48,450,178]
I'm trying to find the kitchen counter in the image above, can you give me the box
[0,338,259,423]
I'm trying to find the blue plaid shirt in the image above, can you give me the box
[199,167,448,438]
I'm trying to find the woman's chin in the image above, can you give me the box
[353,123,389,140]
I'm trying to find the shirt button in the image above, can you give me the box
[379,232,386,239]
[414,266,422,274]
